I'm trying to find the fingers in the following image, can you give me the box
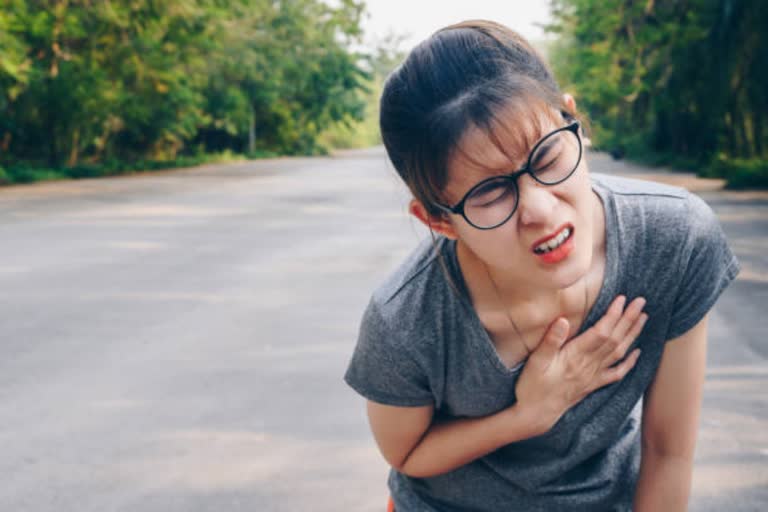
[537,317,571,359]
[596,348,641,389]
[607,312,648,361]
[577,295,627,353]
[626,313,649,342]
[593,297,648,361]
[610,297,647,343]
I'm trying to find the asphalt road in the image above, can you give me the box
[0,148,766,511]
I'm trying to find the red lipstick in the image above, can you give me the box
[531,223,576,265]
[530,223,573,252]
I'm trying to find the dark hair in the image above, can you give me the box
[379,20,579,293]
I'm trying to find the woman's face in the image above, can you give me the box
[440,109,598,291]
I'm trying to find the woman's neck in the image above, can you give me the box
[455,189,606,334]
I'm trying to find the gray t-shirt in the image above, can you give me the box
[344,172,741,511]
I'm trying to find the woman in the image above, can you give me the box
[344,20,741,511]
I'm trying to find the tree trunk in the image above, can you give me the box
[47,86,59,168]
[736,109,751,158]
[725,111,736,156]
[732,109,742,157]
[67,128,80,167]
[1,132,11,153]
[249,106,256,154]
[754,110,764,157]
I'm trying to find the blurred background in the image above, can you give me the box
[1,2,767,511]
[1,0,765,187]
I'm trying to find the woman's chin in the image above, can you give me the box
[549,246,594,290]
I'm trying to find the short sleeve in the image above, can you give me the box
[665,192,741,341]
[344,297,434,407]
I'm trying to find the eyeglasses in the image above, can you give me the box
[433,121,583,230]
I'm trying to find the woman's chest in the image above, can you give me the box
[435,312,666,422]
[473,251,607,371]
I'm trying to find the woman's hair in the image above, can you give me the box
[379,20,579,294]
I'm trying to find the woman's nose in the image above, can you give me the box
[516,176,558,226]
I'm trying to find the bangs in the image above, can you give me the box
[451,91,566,181]
[383,23,576,213]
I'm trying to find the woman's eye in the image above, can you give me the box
[473,187,511,207]
[535,158,559,172]
[477,196,502,207]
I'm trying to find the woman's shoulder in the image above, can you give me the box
[369,235,453,316]
[590,172,689,200]
[347,237,456,407]
[592,172,739,342]
[361,235,463,359]
[591,172,696,239]
[592,172,726,239]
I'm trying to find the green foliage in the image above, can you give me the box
[4,165,68,184]
[317,32,407,150]
[0,0,370,175]
[549,0,768,187]
[705,156,768,189]
[0,150,260,185]
[317,69,382,150]
[195,0,370,155]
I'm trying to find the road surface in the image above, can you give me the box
[0,148,765,511]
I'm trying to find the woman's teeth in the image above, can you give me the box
[534,227,572,254]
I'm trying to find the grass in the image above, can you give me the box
[0,149,279,187]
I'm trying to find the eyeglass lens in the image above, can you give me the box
[463,128,581,228]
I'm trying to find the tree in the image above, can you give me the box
[0,0,371,169]
[548,0,768,165]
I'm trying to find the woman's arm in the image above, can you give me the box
[368,295,647,478]
[367,398,548,479]
[633,314,709,512]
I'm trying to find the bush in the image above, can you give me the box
[706,157,768,189]
[0,150,282,187]
[64,164,111,179]
[8,166,68,184]
[244,149,279,159]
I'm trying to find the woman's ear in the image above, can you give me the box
[408,198,459,240]
[563,92,591,147]
[563,93,577,113]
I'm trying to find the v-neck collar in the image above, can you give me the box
[442,175,620,376]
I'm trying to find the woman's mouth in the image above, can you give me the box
[532,224,575,264]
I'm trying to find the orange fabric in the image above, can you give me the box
[387,496,395,512]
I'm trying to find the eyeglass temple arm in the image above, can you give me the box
[432,201,461,216]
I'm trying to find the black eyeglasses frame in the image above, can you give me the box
[433,121,583,230]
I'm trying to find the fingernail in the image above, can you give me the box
[554,318,567,336]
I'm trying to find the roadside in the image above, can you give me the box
[586,149,730,193]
